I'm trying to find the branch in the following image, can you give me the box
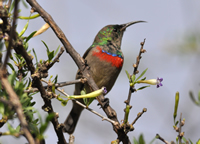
[47,46,65,70]
[11,22,67,144]
[2,0,18,70]
[123,39,146,133]
[42,78,117,125]
[26,0,130,143]
[124,39,146,107]
[156,134,170,144]
[24,78,86,93]
[13,41,67,144]
[0,1,35,143]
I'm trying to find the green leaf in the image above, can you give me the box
[173,92,179,124]
[136,68,148,81]
[7,123,15,133]
[45,113,55,123]
[149,137,157,144]
[18,13,40,20]
[9,1,15,12]
[54,45,60,56]
[182,137,187,142]
[131,74,136,83]
[42,40,50,54]
[8,72,16,86]
[197,139,200,144]
[198,91,200,102]
[137,85,150,91]
[0,102,5,115]
[32,48,38,64]
[189,139,193,144]
[133,137,138,144]
[87,98,95,106]
[40,113,54,134]
[7,63,15,71]
[22,0,29,8]
[48,51,54,62]
[125,70,131,82]
[23,41,29,50]
[52,75,58,84]
[16,125,21,132]
[81,89,88,105]
[61,100,68,106]
[19,20,29,37]
[25,31,37,43]
[175,120,179,126]
[138,134,145,144]
[0,42,4,51]
[141,77,146,81]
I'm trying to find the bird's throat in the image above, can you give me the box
[92,46,123,68]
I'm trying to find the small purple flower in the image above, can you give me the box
[103,87,107,94]
[156,77,163,88]
[138,77,163,88]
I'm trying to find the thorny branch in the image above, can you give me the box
[0,1,35,143]
[122,39,146,133]
[13,40,67,143]
[42,79,118,125]
[26,0,131,143]
[24,78,87,93]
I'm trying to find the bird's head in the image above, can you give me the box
[92,21,146,49]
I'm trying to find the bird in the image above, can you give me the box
[63,21,145,134]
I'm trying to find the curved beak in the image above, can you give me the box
[120,21,146,31]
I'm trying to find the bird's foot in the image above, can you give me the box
[98,98,109,108]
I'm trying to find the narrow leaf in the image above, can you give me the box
[48,51,54,62]
[136,68,148,81]
[19,20,29,37]
[7,63,15,71]
[137,85,150,91]
[125,70,131,82]
[138,134,145,144]
[18,13,40,20]
[54,45,60,56]
[25,31,37,43]
[131,74,136,83]
[42,40,50,54]
[173,92,179,123]
[32,48,38,64]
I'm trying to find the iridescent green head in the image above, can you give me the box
[92,21,146,49]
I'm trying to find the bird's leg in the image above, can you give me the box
[97,97,109,108]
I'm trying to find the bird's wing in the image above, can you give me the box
[82,46,94,59]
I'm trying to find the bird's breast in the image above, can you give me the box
[92,46,123,68]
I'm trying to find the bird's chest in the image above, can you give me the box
[84,46,123,92]
[91,46,123,68]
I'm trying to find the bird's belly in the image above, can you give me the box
[86,52,123,93]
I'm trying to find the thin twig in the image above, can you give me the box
[131,108,147,126]
[47,46,65,70]
[26,0,130,143]
[156,134,170,144]
[41,79,117,125]
[2,0,18,70]
[123,39,146,123]
[12,23,67,144]
[24,78,86,93]
[178,113,182,144]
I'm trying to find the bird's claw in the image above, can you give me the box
[97,98,109,108]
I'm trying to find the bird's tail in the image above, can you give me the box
[63,102,84,134]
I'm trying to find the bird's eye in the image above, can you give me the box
[113,28,117,32]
